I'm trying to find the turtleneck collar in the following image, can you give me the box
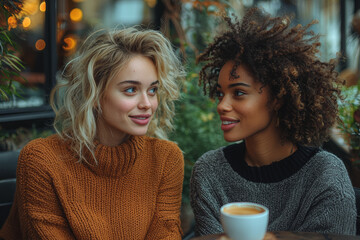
[223,141,319,183]
[84,135,145,177]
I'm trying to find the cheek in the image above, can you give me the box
[151,98,159,111]
[102,96,136,115]
[240,98,269,115]
[231,102,247,114]
[116,102,134,113]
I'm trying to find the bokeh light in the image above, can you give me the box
[70,8,83,22]
[22,17,31,28]
[35,39,46,51]
[62,36,77,51]
[7,16,17,29]
[39,1,46,12]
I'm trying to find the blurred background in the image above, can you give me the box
[1,0,360,235]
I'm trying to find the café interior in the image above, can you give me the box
[1,0,360,238]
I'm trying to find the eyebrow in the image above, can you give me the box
[118,80,159,86]
[216,82,251,88]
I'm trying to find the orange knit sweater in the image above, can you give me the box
[0,134,184,240]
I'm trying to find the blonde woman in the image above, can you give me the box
[0,27,186,239]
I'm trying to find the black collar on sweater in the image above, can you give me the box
[223,141,319,183]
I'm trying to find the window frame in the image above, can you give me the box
[0,0,57,124]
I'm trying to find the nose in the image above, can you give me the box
[217,96,232,114]
[138,93,151,110]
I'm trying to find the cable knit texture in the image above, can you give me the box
[190,141,357,237]
[0,134,184,240]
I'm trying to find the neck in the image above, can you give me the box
[98,134,130,146]
[244,129,297,167]
[96,118,130,146]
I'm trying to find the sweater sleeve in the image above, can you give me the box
[295,165,357,235]
[297,193,356,235]
[190,155,224,237]
[4,141,75,239]
[145,142,184,240]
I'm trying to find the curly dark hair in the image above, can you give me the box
[198,7,344,147]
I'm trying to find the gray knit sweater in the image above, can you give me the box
[190,142,356,236]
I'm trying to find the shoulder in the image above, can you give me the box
[23,134,62,150]
[308,149,348,174]
[21,134,60,154]
[18,134,67,169]
[194,145,226,169]
[21,134,65,157]
[304,149,354,198]
[191,146,227,181]
[141,136,184,167]
[190,146,230,203]
[143,136,182,154]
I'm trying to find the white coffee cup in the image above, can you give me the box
[220,202,269,240]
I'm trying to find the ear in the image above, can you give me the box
[273,97,283,111]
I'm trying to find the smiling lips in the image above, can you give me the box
[220,117,240,131]
[130,114,151,125]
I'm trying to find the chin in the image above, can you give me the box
[130,129,149,137]
[223,134,242,142]
[224,136,239,142]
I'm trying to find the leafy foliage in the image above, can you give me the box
[0,124,54,151]
[168,0,230,204]
[0,0,25,101]
[338,83,360,164]
[170,57,227,204]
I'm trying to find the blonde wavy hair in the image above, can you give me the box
[50,27,185,163]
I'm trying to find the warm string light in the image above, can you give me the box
[7,16,17,29]
[10,0,46,31]
[70,8,83,22]
[62,36,77,51]
[39,1,46,12]
[35,39,46,51]
[22,17,31,28]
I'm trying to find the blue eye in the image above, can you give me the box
[234,90,244,96]
[125,87,135,93]
[149,87,158,95]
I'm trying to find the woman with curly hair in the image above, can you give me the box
[0,27,186,239]
[190,7,356,236]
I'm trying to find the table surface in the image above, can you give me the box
[190,231,360,240]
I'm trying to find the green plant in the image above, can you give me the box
[0,124,54,151]
[170,57,228,204]
[0,0,25,101]
[338,83,360,164]
[167,0,231,205]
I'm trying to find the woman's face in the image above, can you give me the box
[97,55,159,146]
[216,61,277,142]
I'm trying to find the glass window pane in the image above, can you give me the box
[0,0,46,110]
[57,0,158,71]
